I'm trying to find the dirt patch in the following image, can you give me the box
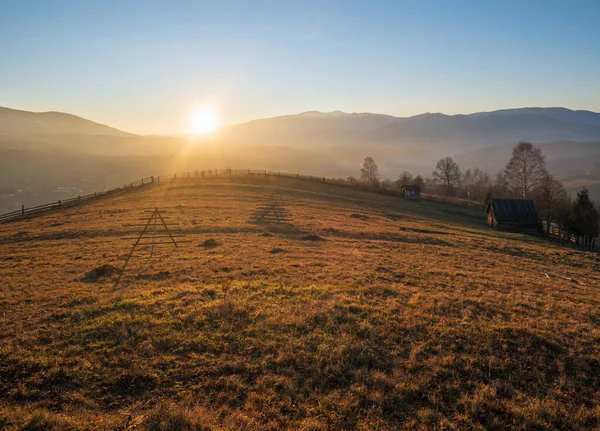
[301,234,326,242]
[270,247,286,254]
[82,264,120,282]
[349,213,370,221]
[200,238,220,248]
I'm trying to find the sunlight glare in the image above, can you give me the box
[189,105,219,135]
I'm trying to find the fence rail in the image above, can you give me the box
[0,176,154,223]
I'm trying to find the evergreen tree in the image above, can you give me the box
[570,187,599,248]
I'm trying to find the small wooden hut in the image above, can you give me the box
[400,185,421,200]
[485,198,540,231]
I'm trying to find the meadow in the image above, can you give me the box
[1,175,599,430]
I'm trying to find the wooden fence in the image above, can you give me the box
[544,223,599,252]
[0,176,154,223]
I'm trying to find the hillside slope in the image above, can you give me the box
[1,175,600,430]
[0,106,133,137]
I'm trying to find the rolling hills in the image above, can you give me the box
[1,105,600,215]
[1,174,600,430]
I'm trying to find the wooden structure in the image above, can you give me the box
[117,208,187,282]
[485,198,540,231]
[400,185,421,200]
[250,194,292,224]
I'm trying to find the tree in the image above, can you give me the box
[504,142,547,198]
[413,175,425,187]
[493,171,509,198]
[570,187,599,249]
[432,157,461,196]
[463,169,472,206]
[471,168,492,205]
[360,157,380,187]
[396,171,413,188]
[534,175,568,232]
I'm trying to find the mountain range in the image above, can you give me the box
[3,106,600,150]
[1,105,599,213]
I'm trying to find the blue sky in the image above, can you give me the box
[1,0,599,134]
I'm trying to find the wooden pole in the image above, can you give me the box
[21,205,24,216]
[155,208,178,248]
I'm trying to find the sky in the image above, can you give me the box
[1,0,600,134]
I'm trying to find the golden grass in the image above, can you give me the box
[1,175,600,430]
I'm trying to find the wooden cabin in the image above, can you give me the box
[400,185,421,200]
[485,198,540,231]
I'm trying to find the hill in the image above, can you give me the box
[1,175,600,430]
[0,106,133,138]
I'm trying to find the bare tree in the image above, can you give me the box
[432,157,461,196]
[360,157,380,187]
[395,171,413,188]
[534,175,568,232]
[472,168,491,204]
[463,169,472,206]
[493,171,509,198]
[505,142,547,198]
[413,175,425,187]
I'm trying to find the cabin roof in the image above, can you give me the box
[401,185,421,191]
[485,198,539,223]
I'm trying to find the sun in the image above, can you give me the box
[189,105,219,135]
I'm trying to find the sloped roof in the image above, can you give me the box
[485,198,539,223]
[401,185,421,191]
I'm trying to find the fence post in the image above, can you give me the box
[78,196,81,205]
[265,170,267,176]
[58,200,61,208]
[174,173,177,180]
[21,205,25,216]
[142,178,144,185]
[188,172,190,179]
[158,176,160,183]
[297,174,299,179]
[323,177,325,182]
[151,176,154,183]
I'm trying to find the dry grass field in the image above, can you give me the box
[1,175,600,430]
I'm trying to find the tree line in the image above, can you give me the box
[356,142,599,249]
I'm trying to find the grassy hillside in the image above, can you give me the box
[1,175,600,430]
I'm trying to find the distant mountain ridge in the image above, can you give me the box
[2,105,600,155]
[0,106,132,137]
[219,107,600,151]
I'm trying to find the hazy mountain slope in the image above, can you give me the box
[0,106,133,137]
[375,113,600,151]
[219,108,600,153]
[219,111,400,147]
[472,107,600,127]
